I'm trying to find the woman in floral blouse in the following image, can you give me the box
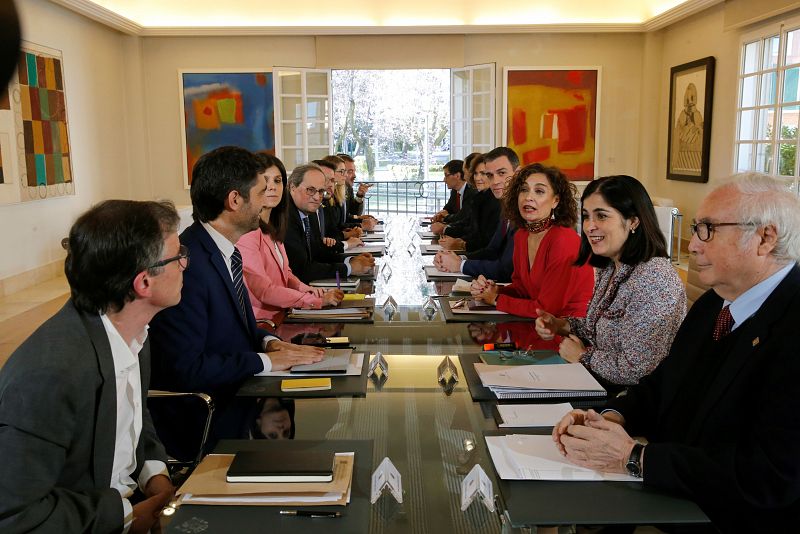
[535,175,686,388]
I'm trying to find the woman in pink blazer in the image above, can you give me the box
[239,154,343,323]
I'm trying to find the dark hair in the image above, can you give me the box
[502,163,578,229]
[575,175,668,267]
[464,152,481,171]
[444,159,464,179]
[65,200,179,314]
[466,154,486,187]
[313,159,337,172]
[485,146,520,169]
[255,152,289,242]
[190,146,264,222]
[335,153,354,163]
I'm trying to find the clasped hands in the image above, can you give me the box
[349,252,375,274]
[552,409,636,475]
[535,309,586,363]
[131,474,174,534]
[433,250,462,272]
[470,275,498,305]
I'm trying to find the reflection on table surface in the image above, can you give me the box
[164,214,560,534]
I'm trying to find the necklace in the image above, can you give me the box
[525,216,552,234]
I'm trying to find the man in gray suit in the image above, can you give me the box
[0,200,181,533]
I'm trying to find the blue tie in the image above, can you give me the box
[302,216,312,252]
[317,208,325,235]
[230,246,248,319]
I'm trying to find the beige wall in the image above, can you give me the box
[647,2,741,231]
[0,0,132,280]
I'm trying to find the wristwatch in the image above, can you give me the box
[625,442,645,478]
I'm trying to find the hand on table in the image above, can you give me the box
[265,339,325,371]
[470,275,498,305]
[345,237,363,248]
[433,250,462,272]
[555,409,636,474]
[430,222,446,234]
[322,289,344,307]
[349,253,375,274]
[558,334,586,363]
[360,217,377,231]
[344,227,363,239]
[438,235,465,250]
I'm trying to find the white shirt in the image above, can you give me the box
[201,222,277,372]
[100,315,167,533]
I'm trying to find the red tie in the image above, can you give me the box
[456,191,461,211]
[713,305,734,341]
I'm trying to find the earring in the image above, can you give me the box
[631,228,636,234]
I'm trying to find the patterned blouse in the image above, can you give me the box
[566,256,686,386]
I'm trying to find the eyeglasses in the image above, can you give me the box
[150,244,189,270]
[690,221,757,242]
[301,186,327,198]
[335,169,346,175]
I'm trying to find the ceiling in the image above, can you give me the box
[50,0,723,36]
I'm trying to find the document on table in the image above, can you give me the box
[361,233,385,242]
[451,278,473,293]
[421,243,464,254]
[486,434,641,482]
[474,363,606,399]
[177,452,355,505]
[497,403,573,427]
[342,245,384,256]
[417,231,437,239]
[424,265,467,278]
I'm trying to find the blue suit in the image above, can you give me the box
[462,219,516,283]
[149,221,268,458]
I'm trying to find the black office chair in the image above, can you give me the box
[147,390,215,478]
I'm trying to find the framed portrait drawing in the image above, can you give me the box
[178,70,275,188]
[502,67,600,181]
[667,56,715,183]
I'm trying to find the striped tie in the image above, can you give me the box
[302,216,312,252]
[230,246,248,319]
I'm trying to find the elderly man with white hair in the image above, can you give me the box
[551,173,800,531]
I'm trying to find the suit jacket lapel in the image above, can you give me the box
[684,265,800,442]
[265,233,289,285]
[77,309,116,487]
[194,222,251,332]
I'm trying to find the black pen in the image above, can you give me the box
[279,510,341,518]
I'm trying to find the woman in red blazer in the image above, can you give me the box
[471,163,594,320]
[239,154,343,323]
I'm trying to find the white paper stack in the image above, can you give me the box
[342,244,385,256]
[474,363,606,400]
[497,403,573,427]
[486,435,640,482]
[288,307,370,320]
[423,265,468,278]
[309,278,360,290]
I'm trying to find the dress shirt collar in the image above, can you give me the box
[100,314,148,363]
[201,221,236,262]
[457,182,467,197]
[726,261,795,330]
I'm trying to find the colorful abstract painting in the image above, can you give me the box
[180,71,275,187]
[504,68,599,180]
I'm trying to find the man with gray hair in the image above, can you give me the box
[551,173,800,530]
[284,163,374,283]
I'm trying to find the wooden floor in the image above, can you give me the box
[0,275,69,368]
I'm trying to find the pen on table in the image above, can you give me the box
[335,271,341,290]
[279,510,342,518]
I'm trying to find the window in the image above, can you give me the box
[736,20,800,195]
[451,64,496,159]
[273,68,333,170]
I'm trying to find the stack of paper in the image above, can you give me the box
[497,403,573,427]
[421,243,464,254]
[360,233,385,242]
[451,278,473,294]
[310,278,360,291]
[486,435,640,482]
[177,452,355,505]
[423,265,468,278]
[342,244,385,256]
[417,230,437,239]
[474,363,606,399]
[288,307,371,320]
[259,352,365,377]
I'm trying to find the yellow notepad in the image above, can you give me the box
[342,293,367,301]
[281,377,332,392]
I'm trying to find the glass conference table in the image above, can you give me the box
[161,214,707,533]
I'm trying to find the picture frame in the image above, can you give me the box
[502,66,600,181]
[667,56,715,183]
[178,69,275,188]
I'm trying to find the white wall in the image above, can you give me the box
[0,0,132,280]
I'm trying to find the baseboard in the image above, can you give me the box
[0,260,64,298]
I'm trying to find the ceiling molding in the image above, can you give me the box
[643,0,724,31]
[49,0,724,37]
[49,0,143,35]
[138,23,646,37]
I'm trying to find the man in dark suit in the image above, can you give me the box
[548,174,800,531]
[148,147,323,459]
[0,200,180,533]
[434,147,520,282]
[430,159,474,231]
[284,163,375,284]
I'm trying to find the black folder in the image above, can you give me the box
[437,297,534,323]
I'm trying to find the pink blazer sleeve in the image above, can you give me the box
[238,230,323,314]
